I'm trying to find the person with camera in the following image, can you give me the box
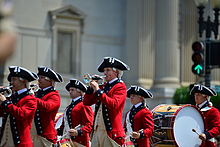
[0,66,38,147]
[83,57,130,147]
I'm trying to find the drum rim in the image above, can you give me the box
[151,104,183,146]
[171,104,204,147]
[151,104,205,147]
[55,112,64,129]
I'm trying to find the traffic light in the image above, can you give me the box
[191,41,205,76]
[206,40,220,68]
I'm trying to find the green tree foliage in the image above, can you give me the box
[173,86,220,110]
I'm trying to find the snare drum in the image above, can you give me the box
[58,139,73,147]
[122,140,134,147]
[122,135,135,147]
[150,104,204,147]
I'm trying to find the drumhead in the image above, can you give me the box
[173,106,204,147]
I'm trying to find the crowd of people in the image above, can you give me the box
[0,56,218,147]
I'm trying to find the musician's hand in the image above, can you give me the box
[131,132,140,139]
[90,80,99,91]
[199,133,206,141]
[92,74,101,81]
[69,129,78,136]
[0,93,6,102]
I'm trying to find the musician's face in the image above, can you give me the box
[10,77,26,91]
[194,93,208,105]
[130,94,144,105]
[69,87,82,98]
[38,75,53,89]
[103,67,118,82]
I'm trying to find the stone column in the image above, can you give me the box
[124,0,155,89]
[150,0,180,109]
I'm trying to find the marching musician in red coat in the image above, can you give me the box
[57,79,94,147]
[190,84,220,147]
[31,66,63,147]
[0,66,38,147]
[83,57,130,147]
[124,86,154,147]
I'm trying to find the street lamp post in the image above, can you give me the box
[194,0,220,87]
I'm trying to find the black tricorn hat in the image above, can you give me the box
[65,79,87,92]
[97,57,130,72]
[7,66,38,82]
[127,85,153,99]
[37,66,63,82]
[190,84,217,96]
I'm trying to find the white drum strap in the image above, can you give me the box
[125,111,133,136]
[63,110,71,139]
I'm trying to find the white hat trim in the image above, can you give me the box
[9,66,38,80]
[39,66,60,82]
[70,78,87,90]
[190,84,217,96]
[97,57,130,70]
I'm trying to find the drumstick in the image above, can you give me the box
[74,124,82,130]
[126,129,144,139]
[192,129,199,135]
[62,132,69,137]
[138,129,143,133]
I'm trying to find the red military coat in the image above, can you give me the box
[34,88,60,143]
[83,80,126,145]
[124,105,154,147]
[63,100,93,147]
[200,106,220,147]
[0,92,37,147]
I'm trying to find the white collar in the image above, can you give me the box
[17,88,27,95]
[108,78,118,84]
[72,96,81,102]
[43,86,53,91]
[197,100,208,109]
[134,102,142,108]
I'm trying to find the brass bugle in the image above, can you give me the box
[30,84,39,93]
[83,74,105,85]
[0,86,12,97]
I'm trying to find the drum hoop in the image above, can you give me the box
[59,138,71,143]
[171,104,204,147]
[55,113,64,129]
[55,113,64,123]
[172,104,205,125]
[151,104,182,145]
[151,104,169,112]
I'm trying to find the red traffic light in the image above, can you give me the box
[192,41,204,52]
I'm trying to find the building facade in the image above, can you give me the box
[3,0,220,111]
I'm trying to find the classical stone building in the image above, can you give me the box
[3,0,220,111]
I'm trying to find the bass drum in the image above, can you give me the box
[150,104,204,147]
